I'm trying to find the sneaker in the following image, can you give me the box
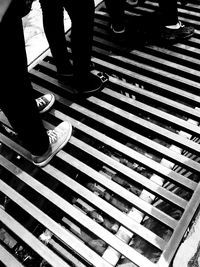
[36,93,55,114]
[32,121,72,167]
[160,21,195,42]
[72,71,109,96]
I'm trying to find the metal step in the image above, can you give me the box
[1,1,200,267]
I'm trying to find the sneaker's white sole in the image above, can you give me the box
[33,121,72,167]
[39,93,55,114]
[110,24,126,34]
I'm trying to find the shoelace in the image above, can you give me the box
[47,130,58,144]
[179,21,185,28]
[36,97,46,107]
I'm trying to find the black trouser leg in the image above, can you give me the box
[104,0,126,26]
[63,0,95,80]
[158,0,178,26]
[39,0,72,72]
[0,1,49,156]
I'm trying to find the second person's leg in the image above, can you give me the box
[158,0,195,41]
[158,0,178,26]
[63,0,94,79]
[39,0,72,74]
[63,0,108,94]
[104,0,126,33]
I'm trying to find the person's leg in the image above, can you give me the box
[104,0,126,32]
[0,1,72,167]
[62,0,108,94]
[39,0,72,74]
[63,0,94,79]
[158,0,178,26]
[158,0,195,41]
[0,1,49,156]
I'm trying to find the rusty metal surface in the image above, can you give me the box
[1,1,200,266]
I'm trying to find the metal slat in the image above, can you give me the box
[6,72,197,194]
[44,160,167,251]
[91,24,200,101]
[0,89,197,266]
[0,132,178,231]
[88,96,200,154]
[140,45,200,67]
[0,110,196,193]
[70,136,187,210]
[158,181,200,267]
[31,69,200,177]
[34,60,200,134]
[49,107,196,189]
[48,108,197,191]
[94,29,200,75]
[93,51,200,105]
[57,151,178,229]
[92,38,200,97]
[101,85,196,126]
[103,89,200,153]
[32,55,200,117]
[1,91,189,208]
[0,161,113,267]
[32,81,200,179]
[0,157,156,267]
[93,26,200,78]
[93,37,200,87]
[0,244,24,267]
[0,147,167,251]
[131,1,200,27]
[107,76,200,120]
[0,207,70,267]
